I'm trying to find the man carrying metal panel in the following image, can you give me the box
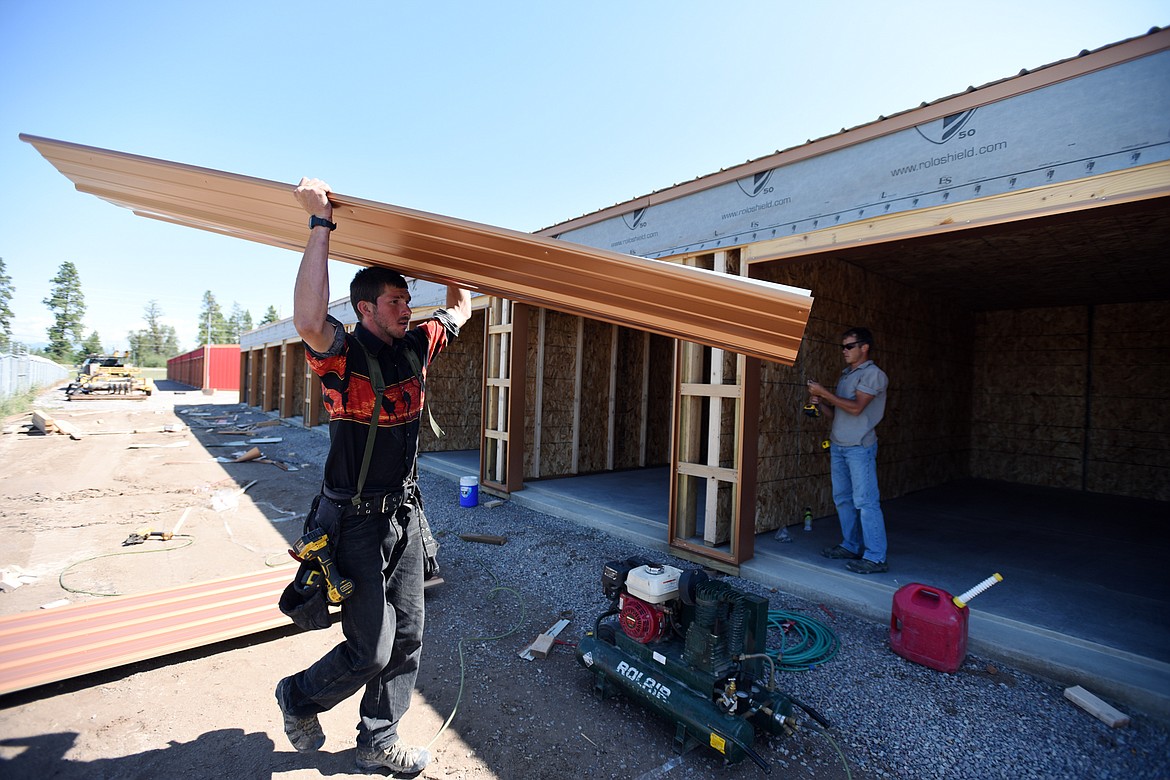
[275,177,472,775]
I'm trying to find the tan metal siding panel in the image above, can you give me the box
[0,568,294,696]
[21,135,811,365]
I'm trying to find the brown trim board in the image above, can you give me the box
[21,135,812,365]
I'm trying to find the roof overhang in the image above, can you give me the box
[21,134,812,365]
[746,162,1170,310]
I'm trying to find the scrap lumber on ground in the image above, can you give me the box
[30,410,82,440]
[1064,685,1131,728]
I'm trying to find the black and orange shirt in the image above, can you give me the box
[306,313,457,499]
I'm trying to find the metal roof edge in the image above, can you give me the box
[537,26,1169,238]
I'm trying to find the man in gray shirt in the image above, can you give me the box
[807,327,890,574]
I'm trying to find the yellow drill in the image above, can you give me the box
[291,528,355,605]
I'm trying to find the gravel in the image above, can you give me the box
[413,466,1170,780]
[12,393,1163,778]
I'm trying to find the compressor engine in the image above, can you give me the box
[579,557,828,773]
[615,561,677,643]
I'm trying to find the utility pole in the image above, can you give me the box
[204,309,211,391]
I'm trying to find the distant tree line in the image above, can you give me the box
[0,258,280,365]
[196,291,280,347]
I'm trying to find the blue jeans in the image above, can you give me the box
[284,497,426,750]
[830,443,887,563]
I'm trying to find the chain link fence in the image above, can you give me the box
[0,350,72,401]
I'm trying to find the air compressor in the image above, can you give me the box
[576,557,830,773]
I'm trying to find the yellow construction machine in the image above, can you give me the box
[66,353,155,399]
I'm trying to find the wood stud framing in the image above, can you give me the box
[669,252,760,570]
[480,300,527,493]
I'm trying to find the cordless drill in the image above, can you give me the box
[291,528,355,605]
[803,380,822,418]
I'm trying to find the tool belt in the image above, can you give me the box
[322,486,405,517]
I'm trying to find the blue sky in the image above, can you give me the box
[2,1,1165,353]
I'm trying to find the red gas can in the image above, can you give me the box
[889,583,968,673]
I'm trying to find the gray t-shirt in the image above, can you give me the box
[830,360,888,447]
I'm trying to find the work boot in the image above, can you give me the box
[846,558,889,574]
[821,544,861,560]
[356,741,431,774]
[275,677,325,752]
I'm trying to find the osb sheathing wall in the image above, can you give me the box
[612,329,673,470]
[612,329,648,470]
[522,315,540,478]
[753,257,974,532]
[644,335,675,466]
[419,308,485,453]
[519,309,674,480]
[286,342,307,419]
[264,346,281,413]
[971,301,1170,502]
[579,320,613,474]
[537,310,581,475]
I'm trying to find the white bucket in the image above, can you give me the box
[459,476,479,507]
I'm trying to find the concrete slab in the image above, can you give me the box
[419,451,1170,721]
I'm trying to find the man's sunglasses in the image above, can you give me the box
[841,341,864,351]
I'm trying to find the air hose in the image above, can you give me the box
[58,535,196,597]
[765,609,839,671]
[425,574,526,752]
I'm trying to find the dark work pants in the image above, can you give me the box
[284,497,425,750]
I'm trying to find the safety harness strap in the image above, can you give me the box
[403,347,444,439]
[352,339,386,507]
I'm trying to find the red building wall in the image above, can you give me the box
[167,345,241,391]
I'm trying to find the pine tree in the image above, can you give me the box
[228,302,253,343]
[0,257,14,352]
[197,291,231,345]
[43,261,87,361]
[259,305,280,326]
[128,300,180,366]
[77,330,104,361]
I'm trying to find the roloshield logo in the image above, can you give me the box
[623,207,648,230]
[915,109,977,145]
[736,169,775,198]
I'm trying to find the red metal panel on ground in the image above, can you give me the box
[0,567,295,696]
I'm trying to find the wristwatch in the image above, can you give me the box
[309,215,337,232]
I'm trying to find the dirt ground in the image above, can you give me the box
[0,385,860,780]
